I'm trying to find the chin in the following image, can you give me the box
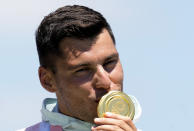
[84,107,98,123]
[78,111,97,123]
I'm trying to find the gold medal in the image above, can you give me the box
[97,91,135,120]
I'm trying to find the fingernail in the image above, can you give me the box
[94,118,100,122]
[105,112,112,116]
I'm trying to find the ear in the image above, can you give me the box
[38,66,57,93]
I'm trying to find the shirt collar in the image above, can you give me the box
[41,98,94,131]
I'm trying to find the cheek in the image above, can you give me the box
[110,62,124,84]
[67,80,93,98]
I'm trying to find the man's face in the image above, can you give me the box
[52,29,123,123]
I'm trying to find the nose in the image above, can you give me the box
[93,65,111,90]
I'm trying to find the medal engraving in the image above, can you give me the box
[97,91,135,120]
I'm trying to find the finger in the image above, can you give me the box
[94,117,133,131]
[104,112,137,130]
[104,112,131,121]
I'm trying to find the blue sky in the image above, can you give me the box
[0,0,194,130]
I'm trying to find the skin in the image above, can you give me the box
[39,29,137,131]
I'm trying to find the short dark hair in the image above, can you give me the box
[35,5,115,70]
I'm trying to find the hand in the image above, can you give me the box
[91,112,137,131]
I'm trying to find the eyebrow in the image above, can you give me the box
[67,53,119,70]
[104,53,119,62]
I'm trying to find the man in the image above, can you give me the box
[19,5,141,131]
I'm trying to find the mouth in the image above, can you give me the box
[95,94,107,103]
[95,90,108,101]
[95,98,101,103]
[94,90,121,103]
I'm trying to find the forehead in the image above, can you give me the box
[58,29,117,64]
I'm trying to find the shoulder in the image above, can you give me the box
[16,122,49,131]
[16,122,63,131]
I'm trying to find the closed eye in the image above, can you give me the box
[71,66,94,82]
[103,59,117,72]
[73,67,93,78]
[103,60,116,66]
[75,67,90,73]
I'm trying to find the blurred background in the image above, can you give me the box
[0,0,193,130]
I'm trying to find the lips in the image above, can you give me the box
[94,89,111,103]
[95,98,101,103]
[95,90,120,103]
